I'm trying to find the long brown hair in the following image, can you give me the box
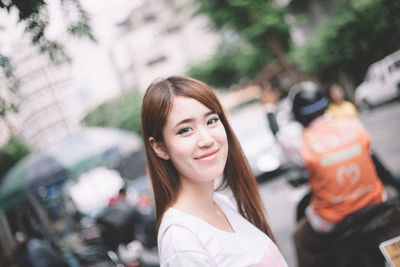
[141,76,275,241]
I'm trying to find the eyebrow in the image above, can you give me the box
[174,111,217,128]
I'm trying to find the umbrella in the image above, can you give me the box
[0,127,143,211]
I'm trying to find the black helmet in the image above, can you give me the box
[291,81,328,126]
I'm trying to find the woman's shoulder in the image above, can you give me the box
[158,209,215,265]
[159,219,201,250]
[160,207,202,227]
[158,208,204,246]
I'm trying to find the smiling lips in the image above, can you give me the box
[196,149,219,160]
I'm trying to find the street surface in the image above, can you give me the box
[257,101,400,267]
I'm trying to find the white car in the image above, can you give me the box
[227,100,291,180]
[355,50,400,108]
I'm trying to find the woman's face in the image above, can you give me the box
[330,84,345,104]
[156,96,228,183]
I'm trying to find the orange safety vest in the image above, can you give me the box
[301,117,383,223]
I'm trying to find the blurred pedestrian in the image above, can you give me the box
[325,82,400,192]
[108,187,127,206]
[141,76,288,266]
[325,82,358,118]
[12,229,69,267]
[263,81,385,267]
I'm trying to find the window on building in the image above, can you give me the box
[143,14,157,23]
[166,25,181,34]
[146,55,167,67]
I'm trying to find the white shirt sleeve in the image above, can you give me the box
[159,225,216,267]
[276,121,305,167]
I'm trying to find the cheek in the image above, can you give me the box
[216,125,228,145]
[165,137,194,160]
[215,126,229,156]
[166,139,196,177]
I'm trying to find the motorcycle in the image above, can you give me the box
[285,167,400,267]
[325,196,400,267]
[95,201,159,267]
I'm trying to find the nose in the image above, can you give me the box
[197,127,214,148]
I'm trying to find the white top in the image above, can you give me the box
[276,120,305,167]
[158,193,288,267]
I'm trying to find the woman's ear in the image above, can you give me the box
[149,137,170,160]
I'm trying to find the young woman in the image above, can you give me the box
[325,82,358,118]
[141,76,288,266]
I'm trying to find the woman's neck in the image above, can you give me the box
[172,179,215,216]
[171,177,235,233]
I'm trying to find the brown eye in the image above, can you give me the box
[207,117,219,125]
[177,127,190,135]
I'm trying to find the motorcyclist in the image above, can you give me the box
[262,81,385,267]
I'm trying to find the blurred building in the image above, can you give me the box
[0,41,80,149]
[109,0,220,93]
[0,0,220,148]
[0,76,17,146]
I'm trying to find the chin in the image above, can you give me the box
[199,168,225,182]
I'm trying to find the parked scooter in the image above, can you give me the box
[69,222,125,267]
[95,201,159,267]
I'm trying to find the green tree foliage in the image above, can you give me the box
[194,0,290,52]
[83,91,143,136]
[0,57,19,117]
[187,38,269,89]
[0,137,30,178]
[189,0,291,88]
[291,0,400,84]
[0,0,95,122]
[0,0,95,63]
